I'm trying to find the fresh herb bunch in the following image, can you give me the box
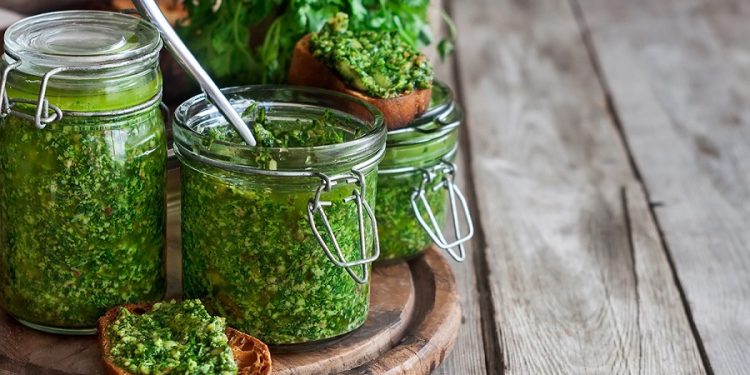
[178,0,450,85]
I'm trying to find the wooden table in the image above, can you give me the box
[430,0,749,373]
[2,0,750,373]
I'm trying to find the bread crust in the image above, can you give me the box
[98,303,272,375]
[288,34,432,130]
[111,0,187,25]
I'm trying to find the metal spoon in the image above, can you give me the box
[132,0,257,146]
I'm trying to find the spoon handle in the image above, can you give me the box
[132,0,257,146]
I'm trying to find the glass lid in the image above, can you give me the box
[3,11,161,76]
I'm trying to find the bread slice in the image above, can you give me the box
[288,34,432,130]
[98,303,272,375]
[111,0,187,25]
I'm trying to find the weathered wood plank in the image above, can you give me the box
[624,183,707,373]
[432,151,488,375]
[345,249,461,375]
[430,1,489,373]
[576,0,750,373]
[452,0,705,373]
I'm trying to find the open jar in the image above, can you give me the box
[376,80,474,262]
[174,86,386,346]
[0,11,167,334]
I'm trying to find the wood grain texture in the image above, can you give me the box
[344,249,461,375]
[452,0,705,372]
[430,0,490,372]
[576,0,750,372]
[623,183,707,373]
[431,153,489,375]
[272,262,416,374]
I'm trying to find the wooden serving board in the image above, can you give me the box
[0,170,460,374]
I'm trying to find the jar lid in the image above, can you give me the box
[3,11,161,77]
[386,80,463,146]
[174,85,386,174]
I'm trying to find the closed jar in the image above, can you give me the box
[376,81,473,262]
[0,11,167,334]
[174,86,386,345]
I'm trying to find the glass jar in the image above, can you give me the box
[0,11,167,334]
[376,80,474,262]
[174,86,386,346]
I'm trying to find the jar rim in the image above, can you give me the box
[3,11,161,77]
[385,80,462,146]
[414,80,455,123]
[173,85,386,174]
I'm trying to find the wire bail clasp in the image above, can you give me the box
[0,60,63,128]
[32,67,65,129]
[0,61,21,118]
[307,170,380,284]
[411,161,474,262]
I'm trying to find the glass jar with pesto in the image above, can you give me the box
[376,80,474,263]
[174,86,385,346]
[0,11,167,334]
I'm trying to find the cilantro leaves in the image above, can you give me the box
[177,0,453,85]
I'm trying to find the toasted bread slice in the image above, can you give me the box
[288,34,432,130]
[111,0,187,25]
[98,303,272,375]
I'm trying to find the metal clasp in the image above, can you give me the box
[0,61,20,118]
[411,161,474,262]
[307,169,380,284]
[0,61,63,128]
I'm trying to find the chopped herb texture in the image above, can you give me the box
[0,10,166,332]
[377,171,447,261]
[310,14,433,99]
[108,299,238,375]
[181,161,375,344]
[207,105,355,147]
[0,105,167,329]
[376,81,461,261]
[176,88,385,345]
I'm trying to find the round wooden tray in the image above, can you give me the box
[0,170,461,374]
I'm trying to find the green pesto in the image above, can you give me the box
[5,71,163,112]
[181,114,375,344]
[376,171,447,261]
[109,299,237,375]
[0,102,166,328]
[204,105,355,147]
[181,165,374,344]
[376,126,457,261]
[310,13,433,99]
